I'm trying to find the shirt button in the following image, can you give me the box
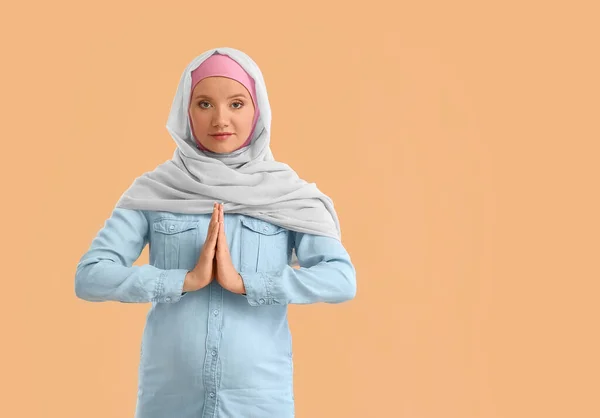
[212,350,217,356]
[165,297,171,302]
[213,310,219,315]
[169,225,175,230]
[259,298,265,304]
[209,392,215,398]
[263,226,268,232]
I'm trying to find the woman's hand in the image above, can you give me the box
[183,202,219,292]
[214,203,246,295]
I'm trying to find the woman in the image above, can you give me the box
[74,47,356,418]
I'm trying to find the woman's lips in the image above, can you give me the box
[210,133,233,140]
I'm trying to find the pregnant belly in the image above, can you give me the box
[217,322,294,391]
[138,300,209,394]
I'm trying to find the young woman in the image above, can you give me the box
[75,47,356,418]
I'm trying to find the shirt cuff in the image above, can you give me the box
[153,269,189,303]
[239,271,282,306]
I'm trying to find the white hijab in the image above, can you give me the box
[115,47,342,264]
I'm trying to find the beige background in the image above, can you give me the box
[1,0,599,417]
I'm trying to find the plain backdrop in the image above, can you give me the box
[1,1,599,417]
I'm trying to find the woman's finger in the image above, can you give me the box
[203,222,218,258]
[212,217,220,241]
[215,204,223,251]
[208,204,220,247]
[211,202,218,223]
[208,202,217,233]
[218,204,229,254]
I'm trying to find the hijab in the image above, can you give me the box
[115,47,342,265]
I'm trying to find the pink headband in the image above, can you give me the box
[189,52,260,152]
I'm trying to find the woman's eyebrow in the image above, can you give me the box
[193,93,247,100]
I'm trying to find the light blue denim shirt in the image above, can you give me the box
[74,207,356,418]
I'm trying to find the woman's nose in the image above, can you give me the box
[212,108,229,126]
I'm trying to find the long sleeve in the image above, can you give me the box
[74,208,189,304]
[240,232,356,306]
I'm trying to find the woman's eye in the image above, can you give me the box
[197,100,243,109]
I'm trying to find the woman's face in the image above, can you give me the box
[188,76,255,153]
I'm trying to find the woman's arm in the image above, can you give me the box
[74,208,189,303]
[239,232,356,306]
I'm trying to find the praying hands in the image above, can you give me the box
[183,203,246,295]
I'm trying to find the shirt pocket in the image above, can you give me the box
[240,217,290,273]
[151,219,199,270]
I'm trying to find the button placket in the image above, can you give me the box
[202,281,223,413]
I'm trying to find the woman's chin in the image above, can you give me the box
[200,140,240,154]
